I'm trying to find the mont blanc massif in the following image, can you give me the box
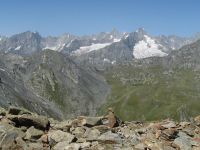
[0,28,200,121]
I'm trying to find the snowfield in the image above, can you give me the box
[72,43,112,55]
[133,35,167,59]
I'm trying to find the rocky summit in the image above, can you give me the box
[0,107,199,150]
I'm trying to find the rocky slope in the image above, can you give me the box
[0,50,109,119]
[0,106,199,150]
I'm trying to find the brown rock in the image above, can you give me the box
[161,120,176,129]
[77,116,103,127]
[40,134,49,143]
[155,130,161,139]
[160,128,178,141]
[194,115,200,126]
[104,107,117,128]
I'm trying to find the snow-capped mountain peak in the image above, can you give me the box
[133,35,168,59]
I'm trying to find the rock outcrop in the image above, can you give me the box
[0,106,199,150]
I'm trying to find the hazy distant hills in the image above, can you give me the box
[0,28,200,121]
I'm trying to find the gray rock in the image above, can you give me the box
[48,130,75,147]
[85,128,101,141]
[0,122,25,149]
[92,125,110,134]
[26,142,44,150]
[129,134,140,146]
[134,143,146,149]
[53,142,80,150]
[24,126,44,140]
[97,131,122,144]
[71,126,86,138]
[52,120,72,132]
[173,132,192,150]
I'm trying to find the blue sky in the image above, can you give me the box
[0,0,199,37]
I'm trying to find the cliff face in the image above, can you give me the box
[0,106,199,150]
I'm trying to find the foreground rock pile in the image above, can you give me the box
[0,107,199,150]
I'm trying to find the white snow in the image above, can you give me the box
[15,46,21,51]
[43,46,57,51]
[113,38,121,42]
[111,60,116,64]
[124,34,129,39]
[133,35,167,59]
[66,40,74,47]
[72,43,111,56]
[43,43,66,52]
[103,58,111,63]
[103,58,116,65]
[110,35,113,39]
[0,68,5,72]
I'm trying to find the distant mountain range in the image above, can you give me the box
[0,28,199,57]
[0,28,200,121]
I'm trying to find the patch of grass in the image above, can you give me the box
[99,65,200,121]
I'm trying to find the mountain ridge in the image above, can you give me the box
[0,28,200,121]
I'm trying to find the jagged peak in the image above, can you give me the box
[134,27,148,36]
[10,31,41,40]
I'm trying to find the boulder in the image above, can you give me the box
[129,134,140,146]
[48,130,75,147]
[134,143,147,149]
[161,121,176,129]
[71,126,86,138]
[0,122,25,149]
[97,131,122,144]
[92,125,110,134]
[24,126,44,140]
[160,128,178,140]
[85,128,101,141]
[15,137,28,149]
[9,114,50,130]
[53,142,80,150]
[53,142,90,150]
[52,120,72,132]
[26,142,44,150]
[173,131,192,150]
